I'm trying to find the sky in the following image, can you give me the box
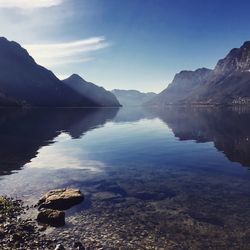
[0,0,250,93]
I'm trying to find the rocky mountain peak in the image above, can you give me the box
[67,74,84,81]
[243,41,250,48]
[214,41,250,74]
[63,74,121,107]
[170,68,212,86]
[0,37,34,63]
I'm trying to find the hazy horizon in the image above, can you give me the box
[1,0,250,92]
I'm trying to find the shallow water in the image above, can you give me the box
[1,106,250,249]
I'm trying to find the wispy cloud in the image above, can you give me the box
[23,37,109,67]
[0,0,63,9]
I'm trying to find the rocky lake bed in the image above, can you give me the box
[2,169,250,250]
[0,188,86,250]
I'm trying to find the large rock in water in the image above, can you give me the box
[37,209,65,227]
[38,188,84,210]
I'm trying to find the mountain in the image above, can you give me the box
[214,41,250,74]
[0,37,112,107]
[62,74,121,107]
[146,68,212,106]
[112,89,156,106]
[147,41,250,106]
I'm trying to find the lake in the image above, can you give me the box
[1,106,250,249]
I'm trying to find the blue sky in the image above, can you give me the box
[0,0,250,92]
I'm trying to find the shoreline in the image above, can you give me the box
[0,196,57,249]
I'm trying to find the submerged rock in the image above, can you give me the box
[38,188,84,210]
[37,209,65,227]
[54,244,65,250]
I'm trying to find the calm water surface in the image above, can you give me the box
[1,106,250,249]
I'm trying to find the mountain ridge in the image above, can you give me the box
[112,89,156,106]
[147,41,250,106]
[63,74,121,107]
[0,37,120,107]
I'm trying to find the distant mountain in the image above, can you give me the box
[112,89,156,106]
[146,68,212,105]
[0,37,114,107]
[63,74,121,107]
[147,41,250,106]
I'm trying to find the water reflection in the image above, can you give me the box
[150,106,250,167]
[1,107,250,248]
[1,106,250,178]
[113,106,156,123]
[0,108,118,175]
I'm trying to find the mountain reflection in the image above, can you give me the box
[113,106,157,123]
[150,106,250,168]
[0,108,119,175]
[1,105,250,176]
